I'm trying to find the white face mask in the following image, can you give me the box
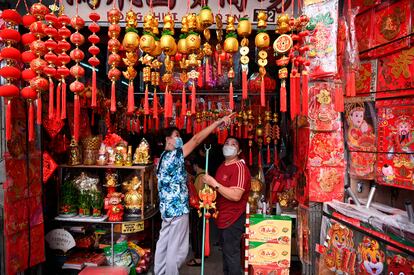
[223,145,237,157]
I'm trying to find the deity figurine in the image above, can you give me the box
[122,176,143,220]
[104,171,119,194]
[115,143,127,166]
[133,138,151,165]
[125,9,138,28]
[104,192,124,222]
[68,139,81,165]
[96,143,107,166]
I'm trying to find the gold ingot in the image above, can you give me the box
[255,32,270,49]
[150,40,162,56]
[122,31,140,52]
[139,34,155,53]
[237,19,252,37]
[160,34,176,52]
[185,33,201,52]
[199,7,213,27]
[223,37,239,53]
[177,38,188,54]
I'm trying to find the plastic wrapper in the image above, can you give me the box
[304,0,338,79]
[104,241,134,268]
[344,6,360,72]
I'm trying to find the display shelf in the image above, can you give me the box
[59,164,153,170]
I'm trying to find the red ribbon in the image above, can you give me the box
[280,82,287,112]
[91,68,97,108]
[6,99,11,141]
[127,81,135,114]
[110,80,116,113]
[37,95,42,124]
[48,77,54,119]
[74,94,80,141]
[229,82,234,110]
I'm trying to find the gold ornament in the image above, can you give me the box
[150,40,162,56]
[186,33,201,52]
[199,6,214,27]
[237,18,252,37]
[140,34,155,53]
[255,32,270,49]
[223,36,239,53]
[177,38,188,54]
[160,34,176,52]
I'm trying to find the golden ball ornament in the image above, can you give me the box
[140,34,155,53]
[185,33,201,52]
[199,7,213,27]
[122,32,140,52]
[223,37,239,53]
[255,32,270,49]
[166,42,177,56]
[237,19,252,37]
[160,34,176,52]
[150,40,162,56]
[177,38,188,54]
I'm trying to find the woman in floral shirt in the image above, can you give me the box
[154,114,234,275]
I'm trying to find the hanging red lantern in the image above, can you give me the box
[0,9,22,141]
[44,12,58,119]
[69,12,85,142]
[88,8,100,108]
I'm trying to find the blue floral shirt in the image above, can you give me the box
[157,148,189,219]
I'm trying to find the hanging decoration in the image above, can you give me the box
[237,15,251,101]
[215,13,224,77]
[29,3,50,126]
[178,15,189,131]
[69,9,86,141]
[200,6,214,88]
[255,11,270,107]
[0,8,22,141]
[55,4,71,121]
[107,6,122,113]
[223,15,238,111]
[122,9,139,115]
[44,11,58,120]
[88,4,100,108]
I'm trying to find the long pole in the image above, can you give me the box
[201,144,211,275]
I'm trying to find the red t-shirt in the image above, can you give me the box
[215,160,251,229]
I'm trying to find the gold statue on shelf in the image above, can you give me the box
[123,175,143,220]
[115,143,127,166]
[133,138,151,165]
[68,139,81,166]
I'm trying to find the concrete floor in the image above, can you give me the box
[180,245,224,275]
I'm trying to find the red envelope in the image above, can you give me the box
[307,166,345,202]
[308,131,345,168]
[355,10,374,53]
[355,60,377,97]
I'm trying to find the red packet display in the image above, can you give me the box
[307,166,344,202]
[308,131,345,167]
[308,82,341,132]
[355,10,374,54]
[319,220,356,275]
[345,101,377,180]
[376,46,414,97]
[376,99,414,190]
[355,60,377,99]
[304,0,338,78]
[372,0,411,53]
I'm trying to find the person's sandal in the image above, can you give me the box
[186,258,201,266]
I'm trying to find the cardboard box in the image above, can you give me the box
[249,265,290,275]
[249,214,292,244]
[249,242,291,267]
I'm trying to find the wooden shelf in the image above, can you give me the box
[59,164,154,170]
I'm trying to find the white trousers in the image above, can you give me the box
[154,214,189,275]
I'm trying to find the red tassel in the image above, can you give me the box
[167,91,173,118]
[295,74,301,117]
[37,95,42,124]
[6,99,12,141]
[204,218,210,257]
[242,69,248,100]
[205,58,210,84]
[249,147,253,166]
[261,76,265,107]
[301,71,309,116]
[218,56,222,76]
[127,81,134,114]
[74,94,80,141]
[110,81,116,113]
[153,89,158,119]
[148,116,153,130]
[56,82,61,119]
[197,66,203,88]
[91,67,97,108]
[164,88,169,118]
[280,82,287,112]
[229,82,234,110]
[49,78,54,119]
[28,102,35,142]
[181,86,187,116]
[290,74,296,119]
[144,85,149,115]
[61,81,66,119]
[186,116,192,134]
[237,125,242,138]
[335,84,344,112]
[191,83,196,115]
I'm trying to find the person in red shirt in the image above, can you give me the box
[203,137,251,275]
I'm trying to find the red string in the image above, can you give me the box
[37,95,43,124]
[56,82,61,118]
[6,100,11,141]
[110,81,116,113]
[91,68,97,108]
[49,78,54,119]
[229,82,234,110]
[61,81,67,119]
[74,94,80,141]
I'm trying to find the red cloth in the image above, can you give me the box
[215,160,251,229]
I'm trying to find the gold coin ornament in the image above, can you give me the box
[255,11,268,107]
[238,17,252,100]
[273,34,293,54]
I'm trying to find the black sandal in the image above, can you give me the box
[186,258,202,266]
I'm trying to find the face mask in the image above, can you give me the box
[174,137,183,148]
[223,145,237,157]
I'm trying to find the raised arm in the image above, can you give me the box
[182,113,234,158]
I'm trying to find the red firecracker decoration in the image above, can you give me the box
[107,8,122,113]
[88,9,100,108]
[69,13,86,141]
[0,9,22,140]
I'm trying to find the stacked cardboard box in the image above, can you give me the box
[248,214,292,274]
